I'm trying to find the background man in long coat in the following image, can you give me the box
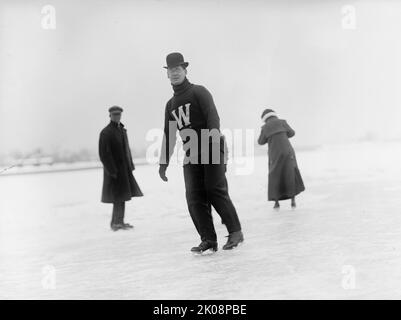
[99,106,143,231]
[257,108,305,210]
[159,52,244,253]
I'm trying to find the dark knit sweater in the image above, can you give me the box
[160,78,222,166]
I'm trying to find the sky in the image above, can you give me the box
[1,0,401,157]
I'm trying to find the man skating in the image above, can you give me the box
[99,106,143,231]
[159,52,244,253]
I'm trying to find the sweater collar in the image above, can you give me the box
[172,78,192,96]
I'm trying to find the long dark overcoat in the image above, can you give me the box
[257,118,305,201]
[99,121,143,203]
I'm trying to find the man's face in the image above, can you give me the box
[110,112,122,123]
[167,65,187,85]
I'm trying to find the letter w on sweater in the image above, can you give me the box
[171,103,191,129]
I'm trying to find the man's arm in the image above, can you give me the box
[194,85,220,130]
[195,85,226,164]
[99,131,118,177]
[159,100,177,181]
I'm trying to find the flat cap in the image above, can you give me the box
[108,105,123,113]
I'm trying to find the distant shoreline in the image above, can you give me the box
[0,159,149,177]
[0,144,325,177]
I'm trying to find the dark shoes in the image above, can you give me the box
[111,223,124,231]
[110,223,134,231]
[191,231,244,252]
[191,240,218,254]
[273,199,296,210]
[223,230,244,250]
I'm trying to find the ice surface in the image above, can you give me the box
[1,142,401,299]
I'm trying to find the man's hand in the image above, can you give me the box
[159,164,168,182]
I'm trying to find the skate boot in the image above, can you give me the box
[291,198,296,209]
[222,230,244,250]
[111,223,125,231]
[191,240,218,254]
[273,201,280,211]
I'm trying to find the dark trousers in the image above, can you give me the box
[111,201,125,225]
[183,163,241,242]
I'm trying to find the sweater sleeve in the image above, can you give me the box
[194,85,220,131]
[159,100,177,166]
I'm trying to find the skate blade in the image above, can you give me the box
[223,241,244,250]
[192,248,218,256]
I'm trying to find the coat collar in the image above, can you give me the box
[109,120,125,128]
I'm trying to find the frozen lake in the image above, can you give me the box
[1,141,401,299]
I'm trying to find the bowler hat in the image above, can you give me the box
[163,52,189,69]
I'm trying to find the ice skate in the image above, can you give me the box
[123,223,134,229]
[273,201,280,211]
[191,240,218,255]
[110,223,126,231]
[222,231,244,250]
[291,198,296,210]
